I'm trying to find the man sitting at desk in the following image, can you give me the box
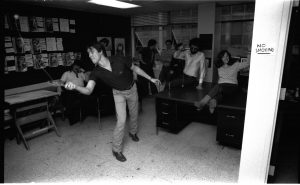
[60,60,87,125]
[169,38,206,90]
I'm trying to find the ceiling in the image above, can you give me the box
[2,0,255,17]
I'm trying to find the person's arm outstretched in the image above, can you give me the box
[65,80,96,95]
[131,64,161,86]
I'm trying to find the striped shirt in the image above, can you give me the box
[218,61,250,84]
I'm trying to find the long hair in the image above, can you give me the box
[215,50,235,68]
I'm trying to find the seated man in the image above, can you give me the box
[60,60,87,125]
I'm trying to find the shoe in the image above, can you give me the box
[194,101,205,111]
[129,133,139,142]
[112,151,127,162]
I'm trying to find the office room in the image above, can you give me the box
[1,0,299,183]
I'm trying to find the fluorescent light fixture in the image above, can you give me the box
[88,0,140,9]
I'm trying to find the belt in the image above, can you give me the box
[125,81,135,90]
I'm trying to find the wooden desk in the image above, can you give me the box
[155,84,215,134]
[5,90,61,150]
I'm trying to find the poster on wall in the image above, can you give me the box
[114,38,125,56]
[33,53,48,69]
[16,55,27,72]
[96,36,112,56]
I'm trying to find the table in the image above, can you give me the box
[155,83,215,134]
[5,90,61,150]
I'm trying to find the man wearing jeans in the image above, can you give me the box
[65,41,160,162]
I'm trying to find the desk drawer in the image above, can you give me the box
[216,108,245,148]
[156,98,176,114]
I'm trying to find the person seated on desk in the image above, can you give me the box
[60,60,87,125]
[194,50,250,114]
[169,38,206,90]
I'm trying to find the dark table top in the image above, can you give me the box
[155,83,248,110]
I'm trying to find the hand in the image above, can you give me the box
[196,84,203,90]
[64,82,76,90]
[150,78,161,86]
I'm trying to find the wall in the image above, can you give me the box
[1,2,131,90]
[197,2,216,83]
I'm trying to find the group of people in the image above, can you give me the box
[60,37,250,162]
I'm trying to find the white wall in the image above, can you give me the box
[197,2,215,83]
[238,0,293,182]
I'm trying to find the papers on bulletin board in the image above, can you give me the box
[56,38,64,51]
[32,38,47,53]
[52,18,60,32]
[46,37,57,51]
[57,53,63,66]
[16,55,27,72]
[4,15,9,29]
[4,36,15,54]
[23,38,32,53]
[69,19,76,33]
[14,37,24,53]
[36,17,45,32]
[33,53,48,69]
[59,18,69,32]
[25,54,33,67]
[5,55,16,72]
[45,18,54,32]
[19,16,29,32]
[49,53,59,67]
[65,52,74,66]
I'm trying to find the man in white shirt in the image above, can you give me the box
[60,61,87,125]
[170,38,206,90]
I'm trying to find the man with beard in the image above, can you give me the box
[169,38,206,90]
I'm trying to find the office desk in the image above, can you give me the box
[155,84,215,134]
[155,84,248,148]
[5,90,61,150]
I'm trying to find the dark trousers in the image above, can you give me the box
[208,83,239,102]
[61,90,85,124]
[139,65,158,97]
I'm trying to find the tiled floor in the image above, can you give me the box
[4,97,242,183]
